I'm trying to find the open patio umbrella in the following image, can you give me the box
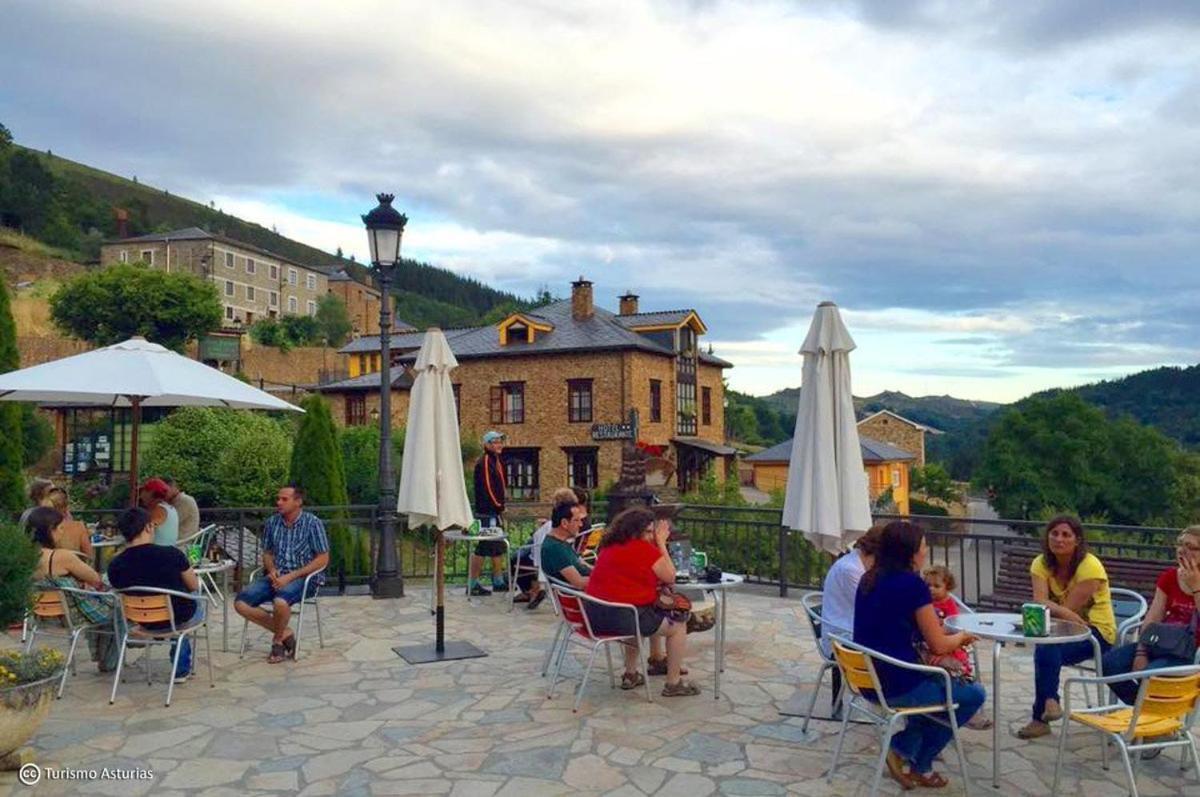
[0,336,301,502]
[781,302,872,555]
[392,328,483,664]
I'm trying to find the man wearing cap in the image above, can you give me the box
[140,477,180,547]
[469,431,508,596]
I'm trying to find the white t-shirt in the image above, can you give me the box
[530,521,552,573]
[819,549,867,658]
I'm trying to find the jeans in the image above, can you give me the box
[888,676,986,774]
[1032,626,1111,720]
[236,575,318,608]
[169,602,204,677]
[1101,642,1191,705]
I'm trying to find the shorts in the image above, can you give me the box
[584,601,664,637]
[474,515,505,557]
[236,576,318,607]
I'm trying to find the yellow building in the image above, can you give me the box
[745,435,915,514]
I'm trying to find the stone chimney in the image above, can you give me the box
[114,208,129,238]
[618,292,639,316]
[571,276,594,321]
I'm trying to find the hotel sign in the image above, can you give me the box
[591,422,634,441]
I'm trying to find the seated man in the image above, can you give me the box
[234,484,330,663]
[107,506,202,683]
[514,487,578,610]
[539,501,591,590]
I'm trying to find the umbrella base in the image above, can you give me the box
[394,640,488,664]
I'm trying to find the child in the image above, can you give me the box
[922,565,993,729]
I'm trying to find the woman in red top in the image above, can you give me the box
[585,507,699,697]
[1101,525,1200,705]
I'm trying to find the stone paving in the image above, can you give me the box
[3,585,1198,796]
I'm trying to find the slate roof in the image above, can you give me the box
[338,326,458,354]
[315,370,414,393]
[104,227,332,275]
[744,435,916,464]
[614,310,698,329]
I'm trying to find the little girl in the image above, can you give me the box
[922,565,993,729]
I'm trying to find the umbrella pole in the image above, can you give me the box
[435,530,445,653]
[127,396,142,507]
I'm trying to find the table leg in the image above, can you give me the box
[714,590,727,699]
[992,640,1001,789]
[505,539,513,613]
[221,567,229,653]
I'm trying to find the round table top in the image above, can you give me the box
[675,572,745,591]
[91,537,124,548]
[946,612,1092,644]
[194,558,236,574]
[442,529,506,542]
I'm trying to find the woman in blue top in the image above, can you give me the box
[854,521,985,790]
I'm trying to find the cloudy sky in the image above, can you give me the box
[4,1,1199,402]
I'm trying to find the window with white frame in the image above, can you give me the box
[891,467,902,488]
[225,252,234,268]
[307,300,317,316]
[224,305,234,320]
[141,249,154,265]
[224,280,235,297]
[288,268,298,286]
[269,263,279,280]
[246,285,255,301]
[269,291,278,307]
[305,273,316,291]
[246,258,256,275]
[119,250,129,263]
[288,296,298,313]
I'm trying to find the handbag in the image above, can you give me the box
[655,587,692,622]
[1140,613,1198,661]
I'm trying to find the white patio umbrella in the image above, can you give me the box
[0,336,301,502]
[394,328,478,662]
[781,302,872,555]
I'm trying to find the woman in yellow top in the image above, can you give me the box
[1018,515,1116,739]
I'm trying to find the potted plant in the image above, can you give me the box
[0,521,63,771]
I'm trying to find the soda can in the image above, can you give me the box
[690,551,708,571]
[187,544,202,566]
[1021,602,1049,637]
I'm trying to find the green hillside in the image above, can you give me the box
[0,124,534,327]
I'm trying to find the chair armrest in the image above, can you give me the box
[57,586,116,603]
[830,634,957,703]
[115,586,208,604]
[1063,664,1200,689]
[301,566,327,587]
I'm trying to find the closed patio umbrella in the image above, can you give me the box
[393,328,483,663]
[0,336,301,502]
[781,302,872,555]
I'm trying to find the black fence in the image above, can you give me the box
[75,503,1183,602]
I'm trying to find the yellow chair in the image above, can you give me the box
[1052,665,1200,797]
[110,588,212,707]
[828,638,972,797]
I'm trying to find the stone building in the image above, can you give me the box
[855,409,941,468]
[744,436,916,514]
[327,268,383,335]
[318,278,734,497]
[99,228,330,328]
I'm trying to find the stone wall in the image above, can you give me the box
[858,413,926,467]
[17,335,91,367]
[239,343,341,386]
[330,280,382,335]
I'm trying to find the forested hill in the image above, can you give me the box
[1035,365,1200,448]
[0,125,535,327]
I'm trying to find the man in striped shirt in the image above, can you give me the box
[234,484,330,663]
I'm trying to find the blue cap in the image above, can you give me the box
[482,431,506,444]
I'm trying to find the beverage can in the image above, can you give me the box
[187,544,202,566]
[690,551,708,571]
[467,519,481,536]
[1021,602,1049,637]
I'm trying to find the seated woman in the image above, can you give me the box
[41,486,93,559]
[1018,515,1117,739]
[139,478,179,547]
[1101,525,1200,705]
[27,506,115,670]
[584,507,699,697]
[854,520,984,790]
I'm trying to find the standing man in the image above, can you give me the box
[234,485,330,663]
[470,431,508,596]
[162,476,200,541]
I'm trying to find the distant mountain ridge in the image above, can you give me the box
[758,387,1002,434]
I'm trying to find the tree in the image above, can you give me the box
[0,279,23,516]
[50,263,222,351]
[279,314,322,346]
[910,463,961,505]
[20,406,54,468]
[289,396,357,576]
[315,294,352,348]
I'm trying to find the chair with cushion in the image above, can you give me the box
[109,587,213,707]
[1052,665,1200,797]
[24,587,116,699]
[827,637,973,797]
[238,565,325,659]
[546,582,652,712]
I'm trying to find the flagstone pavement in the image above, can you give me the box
[3,585,1197,796]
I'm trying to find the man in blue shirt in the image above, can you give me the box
[234,484,330,663]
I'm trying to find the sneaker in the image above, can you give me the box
[526,591,547,610]
[469,584,492,597]
[492,579,510,592]
[1016,720,1050,739]
[173,672,191,684]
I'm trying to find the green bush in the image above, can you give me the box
[909,498,949,517]
[142,408,293,507]
[289,396,354,575]
[0,279,23,517]
[0,522,39,628]
[20,405,54,467]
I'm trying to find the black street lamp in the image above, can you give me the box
[363,193,407,599]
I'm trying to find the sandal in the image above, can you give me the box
[1016,720,1050,740]
[966,713,994,730]
[646,657,688,677]
[909,771,948,789]
[661,679,701,697]
[281,633,297,659]
[886,749,915,791]
[620,671,646,690]
[268,642,286,664]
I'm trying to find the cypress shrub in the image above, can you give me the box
[0,280,24,517]
[288,396,355,577]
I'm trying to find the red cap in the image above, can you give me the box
[140,478,170,497]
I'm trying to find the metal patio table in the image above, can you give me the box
[677,572,745,699]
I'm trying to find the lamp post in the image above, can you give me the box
[363,193,408,598]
